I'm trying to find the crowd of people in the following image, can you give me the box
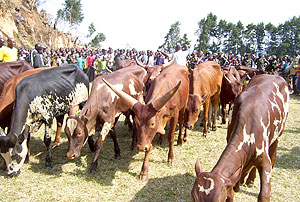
[1,36,300,94]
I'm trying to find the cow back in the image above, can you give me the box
[146,64,189,109]
[192,61,222,97]
[0,61,33,93]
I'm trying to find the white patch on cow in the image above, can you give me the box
[129,79,138,95]
[97,83,123,102]
[67,119,78,135]
[115,112,121,119]
[235,125,255,152]
[198,177,215,195]
[2,139,28,176]
[26,83,88,128]
[69,83,89,107]
[265,170,272,183]
[101,122,112,141]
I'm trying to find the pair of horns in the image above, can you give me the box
[102,78,181,111]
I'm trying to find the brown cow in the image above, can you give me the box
[103,64,189,181]
[191,74,289,202]
[220,67,245,124]
[64,65,147,174]
[0,60,33,93]
[236,65,265,77]
[184,61,223,138]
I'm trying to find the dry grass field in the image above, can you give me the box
[0,95,299,202]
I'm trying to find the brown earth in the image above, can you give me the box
[0,0,75,49]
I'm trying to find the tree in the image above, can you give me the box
[56,0,84,31]
[159,21,181,52]
[87,23,96,38]
[180,33,191,50]
[89,33,106,48]
[194,13,217,53]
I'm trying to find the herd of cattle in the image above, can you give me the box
[0,60,289,202]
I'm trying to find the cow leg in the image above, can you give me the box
[211,94,219,131]
[131,118,137,150]
[245,167,257,187]
[221,103,227,124]
[177,108,185,145]
[89,122,113,174]
[257,155,272,202]
[109,128,120,158]
[44,125,52,168]
[168,114,178,165]
[202,99,210,137]
[226,186,234,202]
[53,116,64,148]
[25,133,31,163]
[88,136,96,152]
[140,145,152,181]
[124,111,133,131]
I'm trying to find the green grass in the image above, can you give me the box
[0,96,299,202]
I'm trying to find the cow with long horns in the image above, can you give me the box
[103,64,189,181]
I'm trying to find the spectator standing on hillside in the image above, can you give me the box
[0,37,18,62]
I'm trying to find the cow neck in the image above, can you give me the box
[211,136,246,185]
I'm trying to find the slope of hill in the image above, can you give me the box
[0,0,75,49]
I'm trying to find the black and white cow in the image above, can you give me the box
[0,65,89,177]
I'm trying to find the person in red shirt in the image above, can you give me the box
[86,50,96,82]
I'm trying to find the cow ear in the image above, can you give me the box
[195,158,203,177]
[80,115,88,124]
[201,94,209,103]
[222,176,233,188]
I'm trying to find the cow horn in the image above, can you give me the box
[152,81,181,111]
[232,74,237,81]
[102,78,139,108]
[136,58,146,68]
[224,75,232,83]
[162,56,175,67]
[106,68,113,73]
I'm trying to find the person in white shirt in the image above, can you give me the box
[160,44,189,67]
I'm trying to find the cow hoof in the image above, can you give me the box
[45,162,52,168]
[245,181,254,187]
[115,153,121,159]
[202,134,207,138]
[177,139,184,145]
[52,142,60,148]
[212,126,217,131]
[183,137,188,142]
[139,174,148,181]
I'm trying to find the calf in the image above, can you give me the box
[191,74,289,202]
[64,65,147,174]
[103,64,189,181]
[0,65,89,177]
[184,61,223,138]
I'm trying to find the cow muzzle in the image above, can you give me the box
[137,144,151,152]
[185,124,193,130]
[67,151,80,159]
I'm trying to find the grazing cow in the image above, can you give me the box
[0,60,33,93]
[64,65,147,174]
[0,65,89,177]
[184,61,223,138]
[103,64,189,181]
[220,67,246,124]
[191,74,289,202]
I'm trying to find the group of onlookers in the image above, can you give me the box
[1,36,300,94]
